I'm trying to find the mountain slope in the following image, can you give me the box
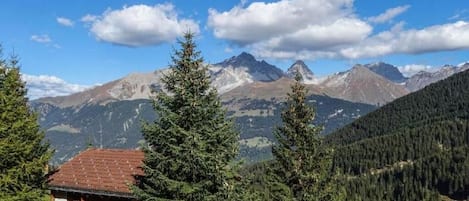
[320,65,409,105]
[326,69,469,200]
[34,92,376,164]
[36,70,166,108]
[221,77,323,101]
[365,62,407,83]
[405,63,469,92]
[327,68,469,145]
[33,99,155,164]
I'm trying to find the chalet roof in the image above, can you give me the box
[48,148,144,197]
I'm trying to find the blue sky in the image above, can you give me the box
[1,0,468,99]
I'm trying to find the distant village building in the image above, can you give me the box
[48,148,144,201]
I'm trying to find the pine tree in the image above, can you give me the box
[132,33,240,200]
[0,48,52,200]
[271,72,345,201]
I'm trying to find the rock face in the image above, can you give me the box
[319,65,409,105]
[405,64,469,92]
[365,62,407,83]
[215,52,284,80]
[210,52,285,93]
[286,60,318,84]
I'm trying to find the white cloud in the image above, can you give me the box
[207,0,371,60]
[57,17,74,27]
[209,1,469,61]
[368,5,410,24]
[22,74,93,99]
[449,9,469,21]
[81,14,98,23]
[398,64,436,77]
[208,0,362,45]
[256,18,371,51]
[31,35,52,43]
[85,4,200,47]
[340,21,469,59]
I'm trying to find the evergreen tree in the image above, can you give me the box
[132,33,240,200]
[0,48,52,200]
[271,72,345,201]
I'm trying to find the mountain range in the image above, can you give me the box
[36,52,469,107]
[32,52,469,164]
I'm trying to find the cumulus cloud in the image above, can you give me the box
[207,0,371,60]
[398,64,436,77]
[256,18,371,51]
[85,4,199,47]
[57,17,74,27]
[207,0,365,45]
[368,5,410,24]
[208,0,469,61]
[340,21,469,59]
[31,35,52,43]
[22,74,92,99]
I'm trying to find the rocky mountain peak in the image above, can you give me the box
[221,52,258,67]
[238,52,256,61]
[364,62,407,83]
[351,64,366,70]
[214,52,284,81]
[208,52,285,94]
[320,64,409,105]
[286,60,316,83]
[287,60,311,73]
[292,60,307,67]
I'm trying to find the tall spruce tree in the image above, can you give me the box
[0,48,52,200]
[272,72,345,201]
[132,33,240,200]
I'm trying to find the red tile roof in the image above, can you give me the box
[49,148,144,196]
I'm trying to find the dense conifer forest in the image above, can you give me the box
[239,69,469,200]
[325,69,469,200]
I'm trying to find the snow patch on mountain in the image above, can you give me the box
[328,109,344,119]
[458,61,469,67]
[210,66,255,94]
[405,64,469,92]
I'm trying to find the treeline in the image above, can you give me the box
[326,69,469,145]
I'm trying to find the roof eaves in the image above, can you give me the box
[49,185,135,199]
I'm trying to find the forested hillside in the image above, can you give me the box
[326,69,469,200]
